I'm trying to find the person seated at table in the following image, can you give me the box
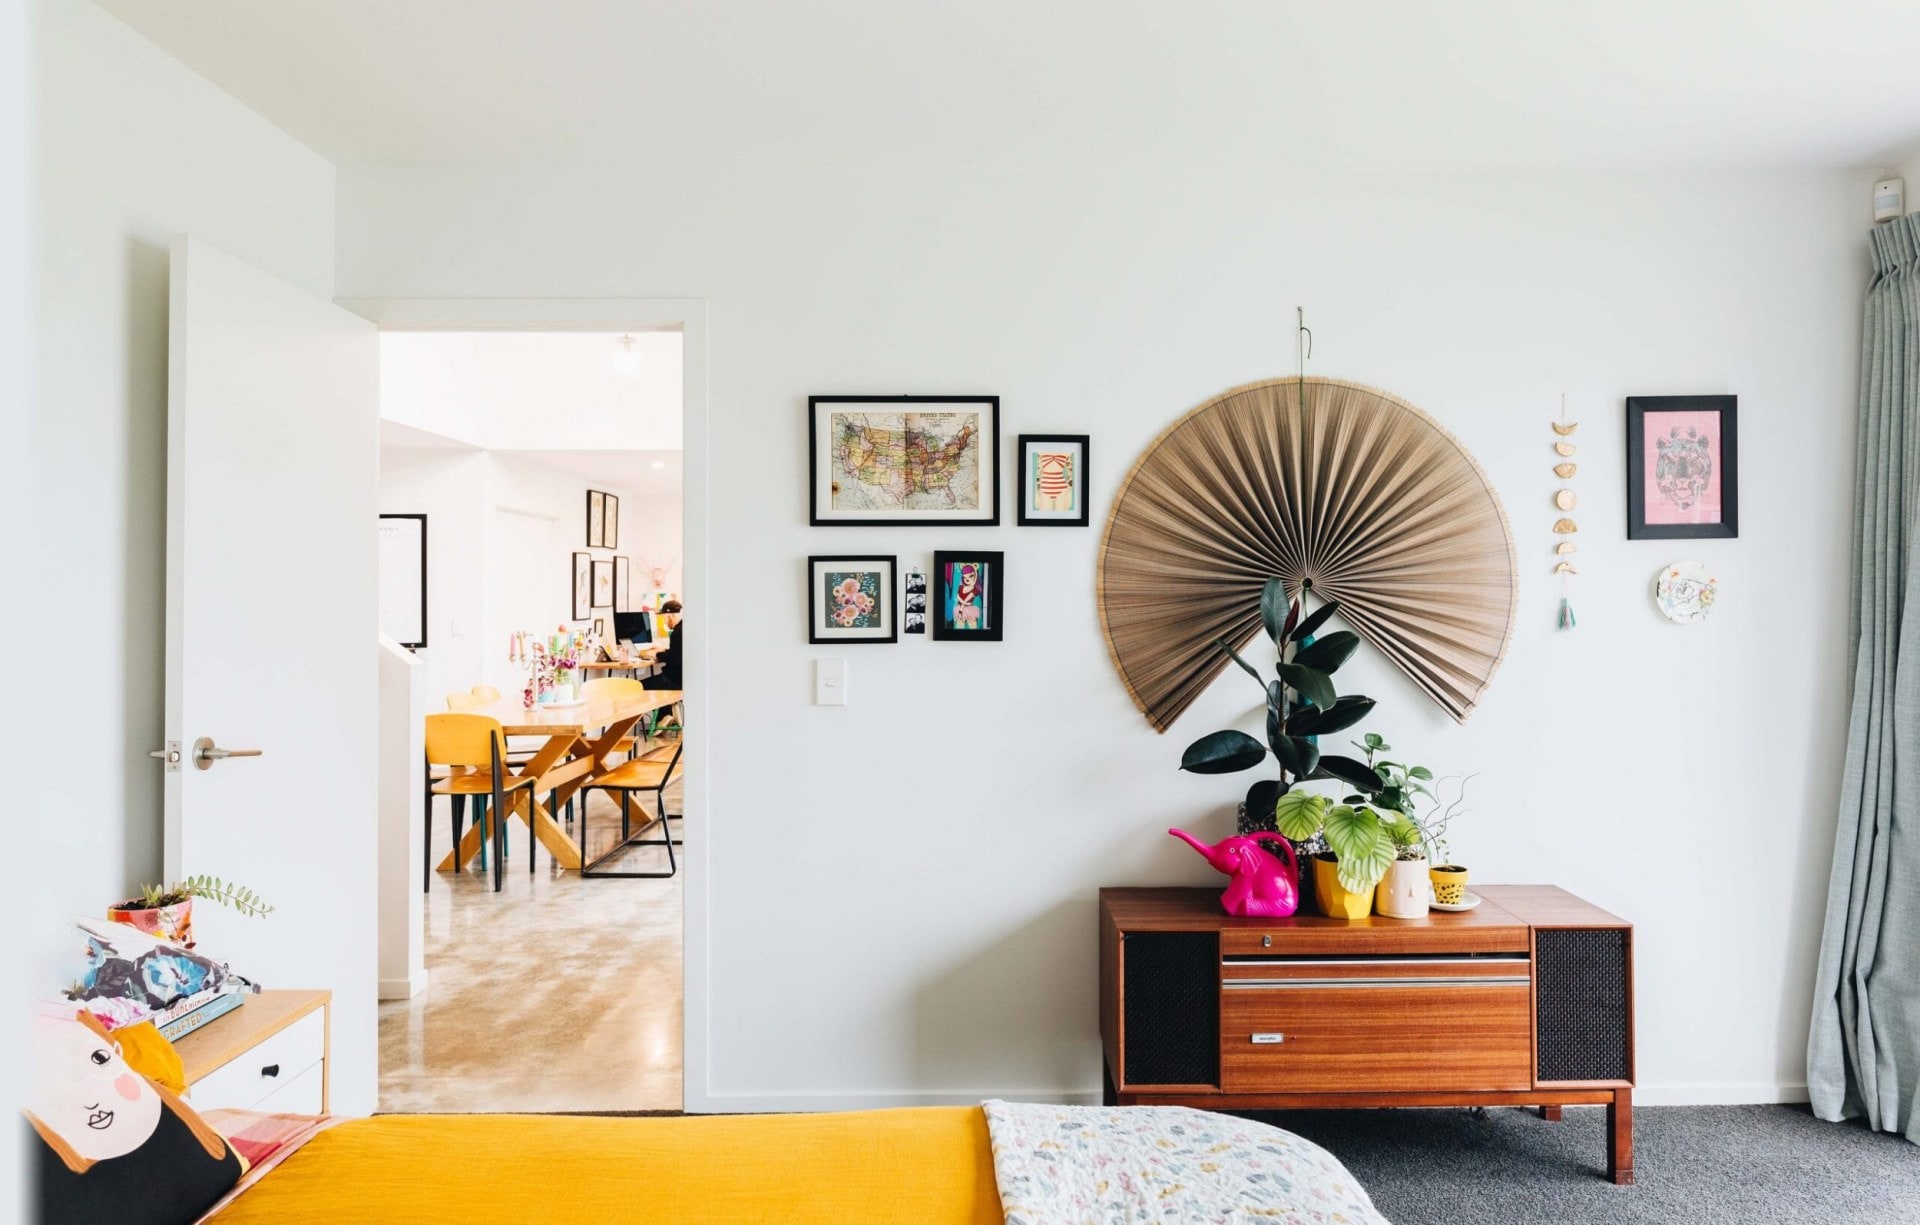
[646,600,683,691]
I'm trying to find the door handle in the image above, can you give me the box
[193,737,263,771]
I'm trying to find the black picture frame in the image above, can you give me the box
[378,513,428,649]
[604,494,620,549]
[932,550,1004,641]
[808,395,1000,526]
[572,552,594,620]
[1626,396,1738,540]
[1016,434,1091,526]
[807,554,899,644]
[587,489,607,547]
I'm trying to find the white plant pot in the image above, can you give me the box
[1374,858,1431,919]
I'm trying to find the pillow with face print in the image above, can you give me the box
[26,1004,244,1225]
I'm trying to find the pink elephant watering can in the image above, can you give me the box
[1168,828,1300,917]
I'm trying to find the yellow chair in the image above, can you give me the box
[583,677,649,761]
[579,700,684,879]
[424,713,539,893]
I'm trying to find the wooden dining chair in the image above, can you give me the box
[577,701,684,879]
[582,677,648,762]
[423,713,539,893]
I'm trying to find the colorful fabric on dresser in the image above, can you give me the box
[983,1100,1389,1224]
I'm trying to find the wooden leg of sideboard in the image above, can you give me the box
[1102,1066,1118,1107]
[1538,1105,1563,1121]
[1606,1088,1633,1185]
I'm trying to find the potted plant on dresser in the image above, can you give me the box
[1275,734,1471,919]
[107,876,276,948]
[1176,579,1388,910]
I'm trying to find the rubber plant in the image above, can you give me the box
[1177,578,1385,833]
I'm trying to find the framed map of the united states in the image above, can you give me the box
[809,395,1000,526]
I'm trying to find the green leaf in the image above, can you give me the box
[1324,805,1396,893]
[1180,729,1268,774]
[1316,754,1386,793]
[1409,766,1434,781]
[1260,578,1291,643]
[1274,791,1329,840]
[1290,600,1341,643]
[1292,630,1360,675]
[1275,662,1336,710]
[1363,732,1385,749]
[1244,779,1282,826]
[1271,734,1321,779]
[1216,636,1262,684]
[1286,695,1374,738]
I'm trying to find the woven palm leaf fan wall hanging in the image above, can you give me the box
[1097,376,1517,731]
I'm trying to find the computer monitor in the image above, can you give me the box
[613,611,653,644]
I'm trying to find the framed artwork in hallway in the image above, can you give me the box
[572,551,593,620]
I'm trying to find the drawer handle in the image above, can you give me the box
[1225,976,1530,989]
[261,1064,281,1078]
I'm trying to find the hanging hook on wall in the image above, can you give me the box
[1296,306,1313,376]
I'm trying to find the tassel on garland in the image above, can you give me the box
[1557,595,1577,630]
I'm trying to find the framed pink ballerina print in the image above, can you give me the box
[1626,395,1738,540]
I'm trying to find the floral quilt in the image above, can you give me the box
[983,1101,1390,1224]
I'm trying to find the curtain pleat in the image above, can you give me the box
[1808,213,1920,1141]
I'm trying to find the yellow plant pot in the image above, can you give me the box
[1430,864,1470,906]
[1313,855,1373,920]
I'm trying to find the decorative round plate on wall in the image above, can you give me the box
[1654,560,1718,624]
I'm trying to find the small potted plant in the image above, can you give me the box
[107,875,275,948]
[1274,733,1472,919]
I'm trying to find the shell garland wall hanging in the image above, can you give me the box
[1551,395,1579,629]
[1096,314,1518,729]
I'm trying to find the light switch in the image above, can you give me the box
[814,659,848,706]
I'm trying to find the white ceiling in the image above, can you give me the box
[91,1,1920,171]
[380,330,682,452]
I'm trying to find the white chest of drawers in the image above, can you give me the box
[173,989,331,1114]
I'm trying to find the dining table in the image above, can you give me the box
[435,687,684,874]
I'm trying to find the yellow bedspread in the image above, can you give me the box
[211,1107,1004,1224]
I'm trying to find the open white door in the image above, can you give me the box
[164,237,379,1113]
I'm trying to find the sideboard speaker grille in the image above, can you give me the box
[1122,931,1219,1086]
[1535,928,1630,1082]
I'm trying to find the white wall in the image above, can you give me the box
[338,161,1872,1108]
[5,0,31,1207]
[29,0,335,977]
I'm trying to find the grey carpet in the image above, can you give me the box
[1249,1106,1920,1224]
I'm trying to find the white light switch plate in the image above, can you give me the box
[814,659,847,706]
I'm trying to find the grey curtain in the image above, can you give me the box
[1809,212,1920,1141]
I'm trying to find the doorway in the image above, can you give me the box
[373,326,691,1112]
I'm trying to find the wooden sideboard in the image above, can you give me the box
[1099,886,1635,1183]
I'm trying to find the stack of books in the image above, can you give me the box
[154,988,246,1041]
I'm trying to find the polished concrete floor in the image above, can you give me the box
[379,778,683,1113]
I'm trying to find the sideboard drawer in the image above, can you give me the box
[1221,980,1532,1093]
[188,1009,327,1111]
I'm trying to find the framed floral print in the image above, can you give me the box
[808,555,898,644]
